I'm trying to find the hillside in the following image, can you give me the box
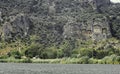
[0,0,120,62]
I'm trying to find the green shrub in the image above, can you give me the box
[22,58,32,63]
[102,55,118,64]
[79,56,90,64]
[72,48,93,58]
[88,58,98,64]
[7,50,22,59]
[25,44,42,58]
[0,55,9,59]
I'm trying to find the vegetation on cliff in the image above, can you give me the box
[0,0,120,63]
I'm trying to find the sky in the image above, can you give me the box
[110,0,120,3]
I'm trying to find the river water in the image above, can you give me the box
[0,63,120,74]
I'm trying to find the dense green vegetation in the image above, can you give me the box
[0,38,120,64]
[103,3,120,39]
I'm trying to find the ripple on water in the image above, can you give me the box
[0,64,120,74]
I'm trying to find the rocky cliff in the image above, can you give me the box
[0,0,120,59]
[0,0,114,42]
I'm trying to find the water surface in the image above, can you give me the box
[0,63,120,74]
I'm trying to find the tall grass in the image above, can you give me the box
[0,55,120,64]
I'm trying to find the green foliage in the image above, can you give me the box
[110,17,120,39]
[8,50,22,59]
[103,4,120,39]
[0,55,8,59]
[72,48,93,58]
[60,39,76,57]
[22,58,32,63]
[78,56,89,64]
[40,47,58,59]
[88,58,99,64]
[25,43,44,58]
[102,55,120,64]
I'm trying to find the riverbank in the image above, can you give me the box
[0,55,120,64]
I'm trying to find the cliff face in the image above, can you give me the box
[2,14,32,41]
[0,0,120,59]
[0,0,118,43]
[63,17,111,41]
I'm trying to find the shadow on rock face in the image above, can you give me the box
[2,14,33,41]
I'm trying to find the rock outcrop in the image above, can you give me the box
[0,0,114,42]
[63,16,111,41]
[2,13,32,41]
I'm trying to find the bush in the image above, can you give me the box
[72,48,93,58]
[22,58,32,63]
[7,51,22,59]
[79,56,90,64]
[102,55,119,64]
[25,44,43,58]
[88,58,98,64]
[0,55,9,59]
[39,47,58,59]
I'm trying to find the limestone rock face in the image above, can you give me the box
[92,18,111,41]
[2,14,32,41]
[63,17,111,41]
[78,0,110,10]
[0,0,113,42]
[92,0,110,8]
[0,11,3,22]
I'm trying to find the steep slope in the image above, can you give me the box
[0,0,120,59]
[0,0,112,41]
